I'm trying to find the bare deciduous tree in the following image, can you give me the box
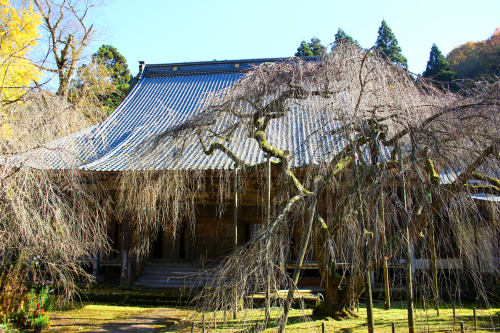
[125,44,499,330]
[0,91,110,302]
[34,0,104,97]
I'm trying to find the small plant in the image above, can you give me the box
[20,280,54,330]
[4,277,54,330]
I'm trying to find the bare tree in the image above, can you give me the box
[125,44,499,329]
[34,0,104,97]
[0,91,110,305]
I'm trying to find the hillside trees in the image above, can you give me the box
[375,19,408,69]
[137,44,499,330]
[446,28,500,80]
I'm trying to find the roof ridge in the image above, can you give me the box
[140,56,322,77]
[145,56,321,68]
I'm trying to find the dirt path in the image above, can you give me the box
[48,307,190,332]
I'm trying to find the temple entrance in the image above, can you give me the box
[152,226,164,258]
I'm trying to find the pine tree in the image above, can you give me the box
[70,45,131,114]
[93,45,131,86]
[92,45,131,110]
[375,20,408,69]
[333,28,360,48]
[295,37,325,56]
[295,41,314,56]
[423,44,456,84]
[308,37,326,56]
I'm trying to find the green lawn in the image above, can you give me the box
[44,301,500,332]
[163,303,500,332]
[46,303,151,331]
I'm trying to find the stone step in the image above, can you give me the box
[136,261,214,289]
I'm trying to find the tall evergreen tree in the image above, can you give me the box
[295,41,314,56]
[333,28,360,48]
[308,37,326,56]
[423,44,456,84]
[375,20,408,69]
[93,45,131,87]
[92,45,131,110]
[295,37,325,56]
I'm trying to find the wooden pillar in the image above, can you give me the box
[92,252,99,281]
[120,214,133,285]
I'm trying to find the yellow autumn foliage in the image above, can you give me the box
[0,0,42,139]
[0,0,42,103]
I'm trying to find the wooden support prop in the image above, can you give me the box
[397,142,415,333]
[460,321,465,333]
[233,166,239,320]
[322,321,325,333]
[233,166,239,250]
[264,155,271,328]
[428,193,439,317]
[453,304,456,325]
[353,153,374,333]
[380,194,391,310]
[392,322,395,333]
[278,199,317,333]
[474,307,477,330]
[202,313,206,333]
[191,322,194,333]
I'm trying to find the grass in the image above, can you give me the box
[163,302,500,332]
[46,303,151,332]
[44,301,500,332]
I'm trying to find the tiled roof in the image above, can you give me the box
[7,57,391,172]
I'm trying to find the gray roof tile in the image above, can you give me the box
[10,57,390,172]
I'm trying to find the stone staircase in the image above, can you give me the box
[135,260,214,289]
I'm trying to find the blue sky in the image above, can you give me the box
[95,0,499,76]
